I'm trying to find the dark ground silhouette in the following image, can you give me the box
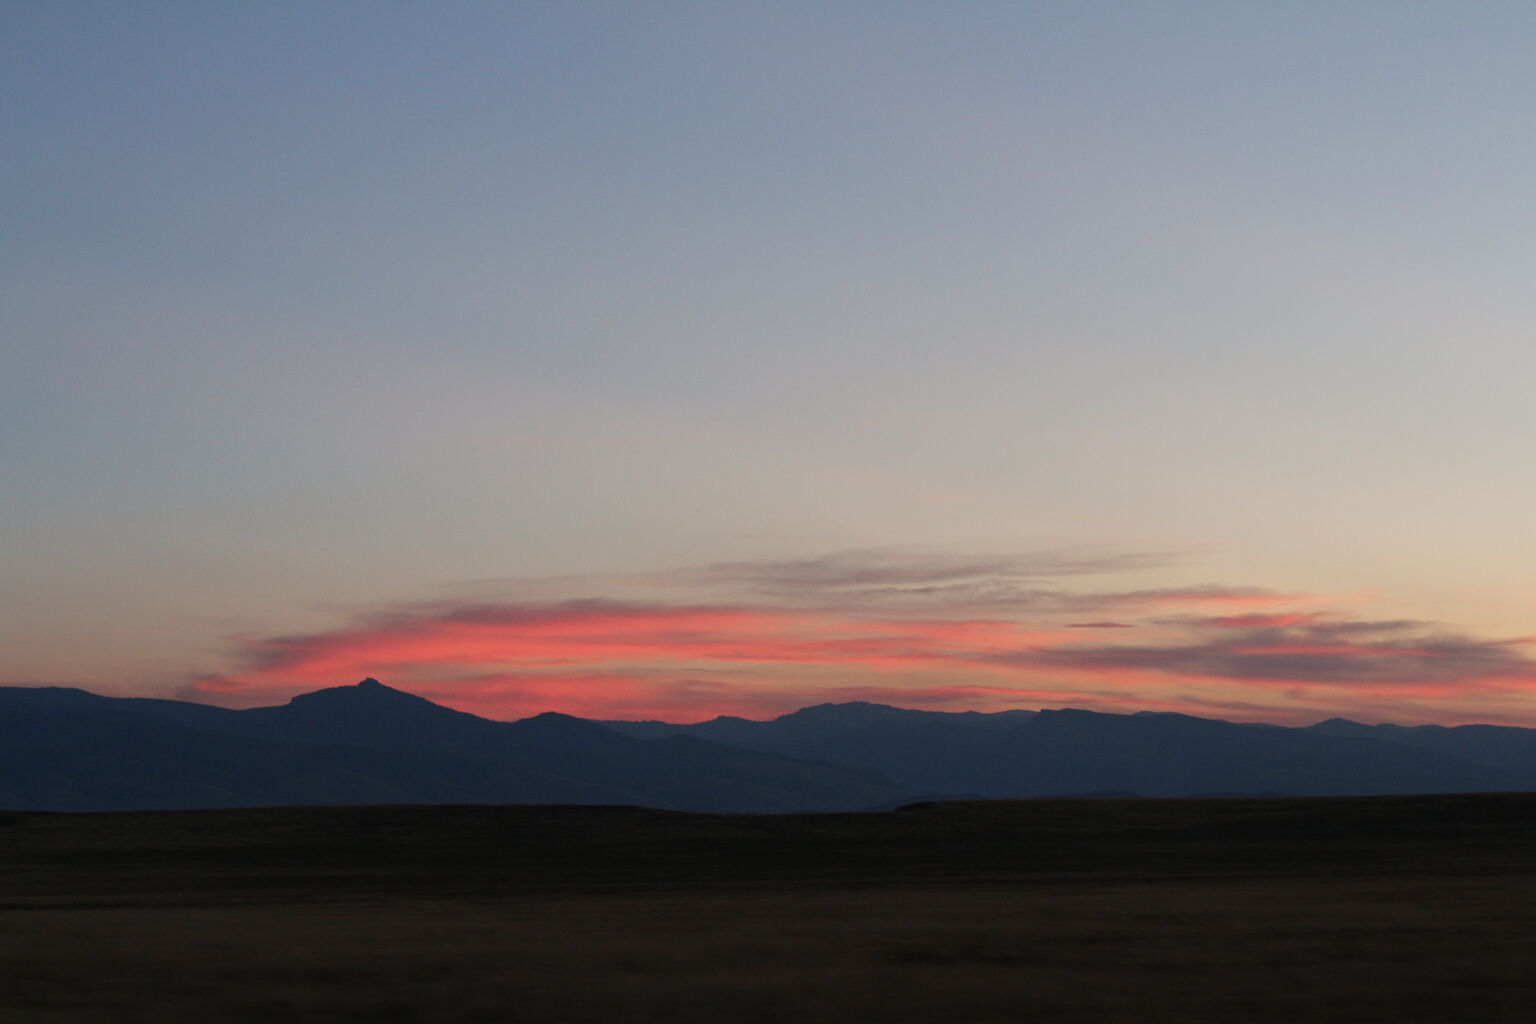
[4,794,1536,1021]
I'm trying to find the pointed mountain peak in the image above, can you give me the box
[507,710,628,741]
[1309,717,1370,731]
[775,701,904,721]
[253,679,500,748]
[283,678,443,711]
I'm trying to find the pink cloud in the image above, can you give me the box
[193,600,1087,718]
[184,550,1536,724]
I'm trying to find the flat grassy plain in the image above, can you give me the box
[4,794,1536,1022]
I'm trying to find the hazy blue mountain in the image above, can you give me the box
[1307,718,1536,780]
[989,709,1508,797]
[603,703,1526,798]
[0,681,913,813]
[605,701,1034,750]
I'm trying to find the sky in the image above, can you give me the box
[5,1,1536,726]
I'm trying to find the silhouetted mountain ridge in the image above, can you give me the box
[5,682,1535,811]
[602,701,1536,798]
[0,681,910,813]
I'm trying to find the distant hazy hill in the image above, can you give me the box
[603,703,1536,798]
[0,680,913,813]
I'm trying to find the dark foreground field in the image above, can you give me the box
[4,794,1536,1022]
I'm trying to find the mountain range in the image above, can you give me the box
[0,680,906,813]
[605,703,1536,799]
[4,679,1536,812]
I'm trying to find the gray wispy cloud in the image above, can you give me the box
[678,546,1180,593]
[991,619,1536,687]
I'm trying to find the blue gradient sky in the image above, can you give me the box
[6,2,1536,723]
